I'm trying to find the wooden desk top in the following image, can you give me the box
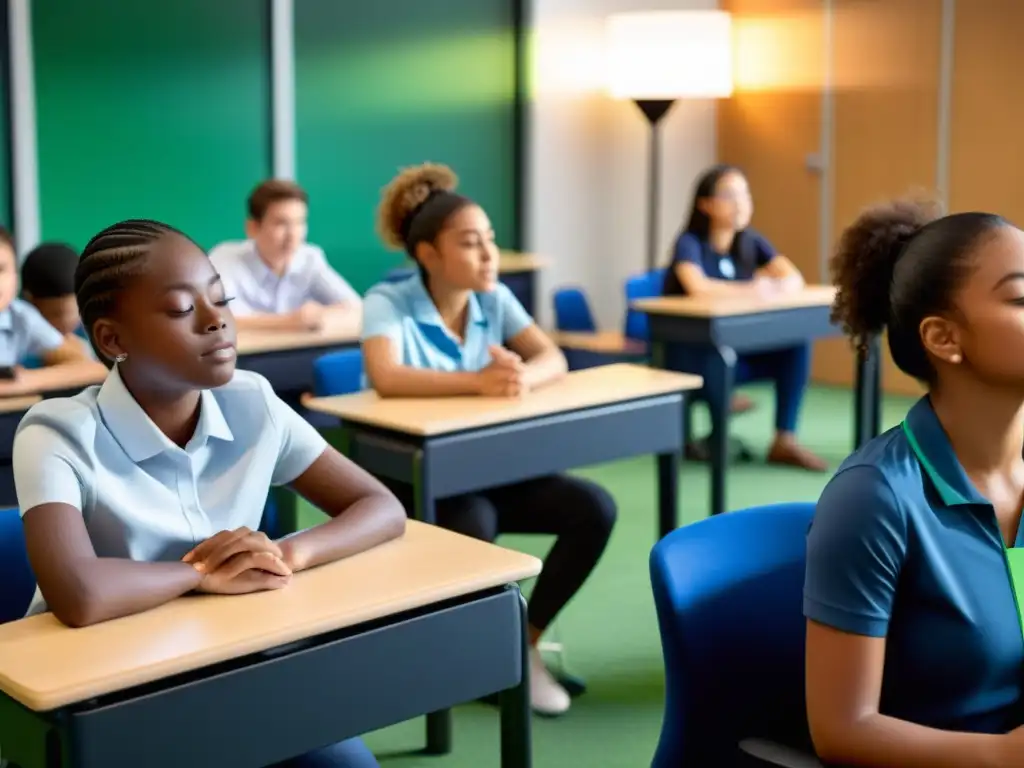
[549,330,648,356]
[498,251,545,274]
[0,521,541,711]
[235,312,361,355]
[0,394,41,414]
[304,363,702,436]
[632,285,837,318]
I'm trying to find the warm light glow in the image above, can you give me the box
[606,11,733,100]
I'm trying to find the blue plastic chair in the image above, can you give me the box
[384,267,416,283]
[624,269,666,342]
[0,507,36,624]
[312,348,365,399]
[650,502,817,767]
[553,287,597,333]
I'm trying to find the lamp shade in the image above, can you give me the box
[606,10,733,100]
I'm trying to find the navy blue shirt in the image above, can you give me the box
[805,397,1024,733]
[662,229,776,296]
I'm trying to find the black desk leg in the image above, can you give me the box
[853,336,883,450]
[500,590,532,768]
[656,451,680,539]
[708,347,738,516]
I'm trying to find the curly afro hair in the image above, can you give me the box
[377,163,460,250]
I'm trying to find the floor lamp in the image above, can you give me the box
[606,10,734,273]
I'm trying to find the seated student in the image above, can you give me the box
[663,164,826,471]
[20,241,92,364]
[805,201,1024,766]
[13,219,405,768]
[0,228,88,370]
[209,180,361,333]
[361,163,618,717]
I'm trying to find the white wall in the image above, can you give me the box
[527,0,719,330]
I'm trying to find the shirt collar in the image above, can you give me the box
[244,241,305,286]
[97,366,234,462]
[902,396,988,507]
[408,273,488,330]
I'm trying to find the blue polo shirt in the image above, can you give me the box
[662,229,776,296]
[805,397,1024,733]
[361,274,533,372]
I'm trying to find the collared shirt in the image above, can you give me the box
[0,298,64,366]
[662,229,776,296]
[13,367,328,615]
[360,274,533,372]
[208,240,360,315]
[805,396,1024,734]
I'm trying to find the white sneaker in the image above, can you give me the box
[529,646,571,716]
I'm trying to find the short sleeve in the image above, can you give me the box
[670,233,704,269]
[497,283,533,341]
[307,247,360,306]
[260,379,328,486]
[804,466,908,637]
[13,423,84,513]
[361,292,405,346]
[748,230,777,267]
[21,303,64,357]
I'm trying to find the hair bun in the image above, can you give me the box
[830,197,941,352]
[377,163,459,250]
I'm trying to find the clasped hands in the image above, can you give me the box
[181,526,299,595]
[476,345,528,398]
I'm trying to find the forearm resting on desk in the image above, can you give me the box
[523,348,567,390]
[368,364,482,397]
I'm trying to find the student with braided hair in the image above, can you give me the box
[361,163,618,717]
[13,219,404,767]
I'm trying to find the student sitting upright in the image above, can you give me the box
[209,179,361,332]
[14,219,404,768]
[0,227,87,370]
[21,241,92,363]
[361,163,618,717]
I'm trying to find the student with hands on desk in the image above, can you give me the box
[663,164,826,471]
[13,219,405,768]
[361,163,618,717]
[805,201,1024,768]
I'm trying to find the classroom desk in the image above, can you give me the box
[304,363,702,541]
[633,286,882,516]
[0,521,541,768]
[390,251,545,317]
[0,395,41,508]
[235,314,360,403]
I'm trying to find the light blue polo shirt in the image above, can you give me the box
[209,240,360,315]
[805,396,1024,734]
[361,274,533,371]
[13,367,328,616]
[0,298,64,367]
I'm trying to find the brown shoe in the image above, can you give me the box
[731,394,756,415]
[766,436,828,472]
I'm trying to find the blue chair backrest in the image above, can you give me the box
[650,502,815,767]
[384,267,416,284]
[0,507,35,624]
[552,287,597,333]
[313,349,365,398]
[624,269,665,342]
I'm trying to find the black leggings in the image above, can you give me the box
[383,474,617,631]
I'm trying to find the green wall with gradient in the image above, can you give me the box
[32,0,272,250]
[294,0,518,293]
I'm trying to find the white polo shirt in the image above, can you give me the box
[209,240,360,315]
[13,367,328,615]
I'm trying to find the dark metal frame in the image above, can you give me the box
[645,305,882,516]
[0,585,533,768]
[340,392,685,542]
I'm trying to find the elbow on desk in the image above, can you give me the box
[379,493,408,540]
[49,587,107,629]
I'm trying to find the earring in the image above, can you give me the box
[950,353,962,364]
[114,353,128,364]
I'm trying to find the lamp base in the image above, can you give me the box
[634,99,675,125]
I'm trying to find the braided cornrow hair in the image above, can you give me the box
[74,219,185,366]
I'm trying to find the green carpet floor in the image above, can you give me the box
[296,383,917,767]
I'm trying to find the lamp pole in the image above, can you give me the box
[634,99,675,273]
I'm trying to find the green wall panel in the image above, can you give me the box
[0,0,11,233]
[33,0,271,251]
[295,0,518,294]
